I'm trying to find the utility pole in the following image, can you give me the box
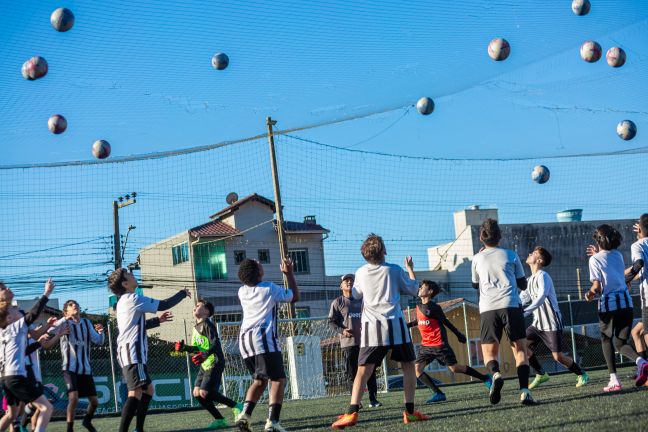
[266,117,295,322]
[113,193,137,269]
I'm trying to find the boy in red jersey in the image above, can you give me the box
[409,280,492,402]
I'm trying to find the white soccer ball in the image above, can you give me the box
[416,97,434,115]
[488,38,510,61]
[50,8,75,32]
[606,47,626,68]
[617,120,637,141]
[211,52,229,70]
[48,114,67,134]
[531,165,550,184]
[580,41,602,62]
[21,56,48,80]
[92,140,111,159]
[572,0,591,16]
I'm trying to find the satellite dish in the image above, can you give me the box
[226,192,239,205]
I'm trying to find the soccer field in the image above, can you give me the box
[48,366,647,432]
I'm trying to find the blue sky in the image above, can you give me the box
[1,1,647,313]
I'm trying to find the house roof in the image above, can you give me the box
[190,220,241,238]
[210,193,276,220]
[273,220,330,234]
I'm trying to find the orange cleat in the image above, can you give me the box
[403,410,429,424]
[332,412,358,430]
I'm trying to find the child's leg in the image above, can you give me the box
[511,339,530,390]
[350,364,375,406]
[0,405,20,431]
[134,384,154,432]
[415,362,442,393]
[196,388,225,420]
[631,322,644,356]
[267,378,286,423]
[241,378,268,418]
[551,351,583,375]
[401,361,416,406]
[119,387,142,432]
[367,367,379,402]
[599,312,617,375]
[612,309,641,361]
[482,342,500,374]
[30,396,53,432]
[66,390,79,430]
[448,363,489,381]
[83,395,99,429]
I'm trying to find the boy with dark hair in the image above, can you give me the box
[328,274,381,408]
[235,258,299,432]
[174,299,242,429]
[626,214,648,360]
[409,280,492,403]
[471,219,535,405]
[332,234,427,430]
[108,268,190,432]
[521,247,588,389]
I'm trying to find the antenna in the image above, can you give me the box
[226,192,239,205]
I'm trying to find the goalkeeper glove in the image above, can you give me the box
[192,352,208,365]
[174,340,185,352]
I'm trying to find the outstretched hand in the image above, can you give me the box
[44,278,55,297]
[94,323,104,334]
[280,257,294,275]
[160,311,174,323]
[404,256,414,271]
[586,245,598,257]
[182,288,192,299]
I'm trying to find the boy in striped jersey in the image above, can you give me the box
[332,234,427,430]
[49,300,105,432]
[586,225,648,391]
[521,247,588,389]
[108,268,191,432]
[235,258,299,432]
[626,215,648,360]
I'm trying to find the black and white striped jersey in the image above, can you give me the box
[116,293,160,367]
[520,270,563,331]
[25,336,42,383]
[631,238,648,308]
[51,317,104,374]
[238,281,293,359]
[589,250,633,312]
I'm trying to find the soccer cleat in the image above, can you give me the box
[484,373,493,390]
[603,382,622,393]
[576,372,589,388]
[332,412,358,430]
[208,418,230,430]
[635,361,648,387]
[368,400,382,408]
[520,389,537,405]
[233,402,245,421]
[489,372,504,405]
[235,412,253,432]
[528,373,550,390]
[403,411,429,424]
[425,392,447,404]
[264,419,288,432]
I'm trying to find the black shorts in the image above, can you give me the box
[480,307,526,344]
[2,375,43,405]
[358,342,416,366]
[195,366,224,392]
[599,308,633,340]
[244,352,286,381]
[63,371,97,397]
[642,307,648,331]
[25,366,43,394]
[526,326,562,353]
[415,345,458,367]
[121,364,152,391]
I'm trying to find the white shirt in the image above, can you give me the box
[589,250,633,312]
[631,238,648,308]
[520,270,563,331]
[471,248,525,313]
[352,262,418,347]
[51,317,104,374]
[116,293,160,366]
[238,281,293,359]
[0,317,29,377]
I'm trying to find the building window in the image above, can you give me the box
[288,249,310,274]
[213,312,242,323]
[469,339,485,367]
[258,249,270,263]
[193,241,227,281]
[172,242,189,265]
[295,307,310,318]
[234,250,246,264]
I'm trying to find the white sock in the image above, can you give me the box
[636,357,647,366]
[609,373,619,384]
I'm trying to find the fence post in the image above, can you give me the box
[567,295,578,363]
[462,301,473,382]
[107,322,120,413]
[183,319,194,407]
[381,357,389,393]
[216,322,228,398]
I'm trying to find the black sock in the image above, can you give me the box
[487,360,500,375]
[67,421,74,432]
[196,396,224,420]
[405,402,414,415]
[528,355,544,375]
[243,400,256,416]
[83,411,95,423]
[517,365,530,390]
[639,350,647,360]
[346,404,360,414]
[135,393,152,432]
[417,372,442,393]
[119,397,139,432]
[269,404,282,422]
[568,361,583,376]
[464,366,488,381]
[211,392,238,409]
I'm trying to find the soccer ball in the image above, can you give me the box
[488,38,510,61]
[580,41,601,62]
[211,52,229,70]
[48,115,67,134]
[571,0,590,16]
[21,56,48,80]
[50,8,75,32]
[616,120,637,141]
[531,165,550,184]
[416,97,434,115]
[606,47,626,67]
[92,140,111,159]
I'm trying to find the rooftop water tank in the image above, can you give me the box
[557,209,583,222]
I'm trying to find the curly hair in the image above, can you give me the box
[534,246,553,267]
[238,259,262,286]
[197,298,214,317]
[63,299,80,315]
[593,224,622,250]
[639,214,648,237]
[479,218,502,247]
[361,233,386,265]
[420,280,441,298]
[107,268,128,296]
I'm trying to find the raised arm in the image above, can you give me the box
[87,320,105,345]
[281,258,299,303]
[158,289,191,311]
[24,279,53,325]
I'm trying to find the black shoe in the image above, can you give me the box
[489,372,504,405]
[369,400,382,408]
[82,418,98,432]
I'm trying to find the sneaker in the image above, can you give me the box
[232,402,244,421]
[264,419,288,432]
[403,411,429,424]
[368,400,382,408]
[484,374,493,390]
[489,372,504,405]
[603,382,622,393]
[528,373,550,390]
[332,412,358,430]
[425,392,447,404]
[208,418,230,430]
[576,372,589,388]
[635,361,648,387]
[18,426,29,432]
[520,389,537,405]
[235,412,253,432]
